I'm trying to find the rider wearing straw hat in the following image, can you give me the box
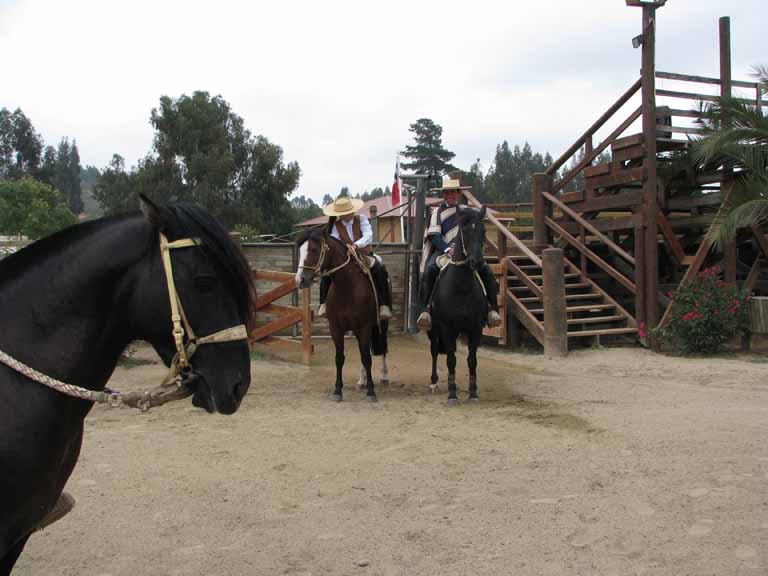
[317,196,393,320]
[416,178,501,330]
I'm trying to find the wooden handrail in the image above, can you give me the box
[656,70,758,89]
[547,78,642,176]
[552,105,642,194]
[464,189,542,266]
[542,191,635,265]
[546,217,637,294]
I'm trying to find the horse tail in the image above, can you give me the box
[371,319,389,356]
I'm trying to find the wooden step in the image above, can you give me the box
[567,315,627,325]
[565,293,602,300]
[514,273,580,281]
[564,282,592,290]
[567,327,638,338]
[528,303,616,314]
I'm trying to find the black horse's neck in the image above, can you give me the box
[0,215,155,393]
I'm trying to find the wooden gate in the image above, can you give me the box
[249,269,313,364]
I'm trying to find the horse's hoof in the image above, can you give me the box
[330,394,343,402]
[379,379,390,386]
[357,383,366,390]
[467,397,480,404]
[447,398,458,406]
[429,384,439,394]
[367,395,378,403]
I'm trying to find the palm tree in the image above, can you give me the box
[693,65,768,250]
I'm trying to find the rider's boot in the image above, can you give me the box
[370,261,393,320]
[318,276,331,318]
[318,303,327,318]
[417,264,439,331]
[479,263,502,328]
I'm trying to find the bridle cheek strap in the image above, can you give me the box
[160,233,248,376]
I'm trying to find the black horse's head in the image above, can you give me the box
[458,206,487,271]
[295,228,326,289]
[136,196,257,414]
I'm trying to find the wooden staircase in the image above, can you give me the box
[486,251,638,347]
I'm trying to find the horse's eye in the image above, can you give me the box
[194,274,217,291]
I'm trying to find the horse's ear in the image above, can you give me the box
[139,194,171,231]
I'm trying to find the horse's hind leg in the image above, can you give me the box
[379,354,390,386]
[429,334,439,393]
[1,534,31,576]
[357,333,376,402]
[446,349,458,406]
[467,334,480,403]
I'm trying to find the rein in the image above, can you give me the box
[0,232,248,411]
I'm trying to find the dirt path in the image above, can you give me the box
[14,335,768,575]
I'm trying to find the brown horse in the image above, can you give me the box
[296,229,388,402]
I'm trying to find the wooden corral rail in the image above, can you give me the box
[250,269,313,364]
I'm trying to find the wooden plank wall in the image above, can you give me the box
[242,242,409,335]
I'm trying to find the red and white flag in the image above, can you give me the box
[392,158,401,207]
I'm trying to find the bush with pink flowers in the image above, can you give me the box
[658,265,750,354]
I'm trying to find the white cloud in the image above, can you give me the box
[1,0,765,204]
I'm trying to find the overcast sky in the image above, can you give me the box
[1,0,764,204]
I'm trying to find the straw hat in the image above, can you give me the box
[322,196,364,217]
[430,177,472,193]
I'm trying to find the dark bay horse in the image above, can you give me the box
[428,206,493,405]
[0,195,257,574]
[296,229,388,402]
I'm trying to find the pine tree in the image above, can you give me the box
[400,118,456,188]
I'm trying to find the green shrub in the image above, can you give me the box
[657,265,750,354]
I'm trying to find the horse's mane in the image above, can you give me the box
[457,206,484,226]
[0,205,258,331]
[295,227,346,252]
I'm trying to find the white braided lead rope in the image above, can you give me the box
[0,348,108,403]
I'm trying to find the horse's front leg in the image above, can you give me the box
[467,333,480,403]
[331,327,345,401]
[446,346,458,406]
[429,333,439,393]
[355,330,376,402]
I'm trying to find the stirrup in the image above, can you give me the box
[417,311,432,330]
[318,303,327,318]
[379,305,392,320]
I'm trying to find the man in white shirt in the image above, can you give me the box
[318,196,392,320]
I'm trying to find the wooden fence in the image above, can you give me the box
[249,269,313,364]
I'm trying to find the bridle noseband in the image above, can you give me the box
[299,237,354,279]
[0,232,249,411]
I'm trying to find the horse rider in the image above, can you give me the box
[416,178,502,330]
[317,196,393,321]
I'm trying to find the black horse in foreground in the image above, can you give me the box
[428,206,495,405]
[0,196,257,574]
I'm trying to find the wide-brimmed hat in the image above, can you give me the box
[322,196,364,217]
[430,178,472,193]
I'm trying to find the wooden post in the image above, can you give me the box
[634,213,647,340]
[542,248,568,356]
[720,16,737,284]
[641,3,659,329]
[533,173,551,248]
[301,287,312,365]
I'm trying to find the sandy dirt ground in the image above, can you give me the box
[13,334,768,576]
